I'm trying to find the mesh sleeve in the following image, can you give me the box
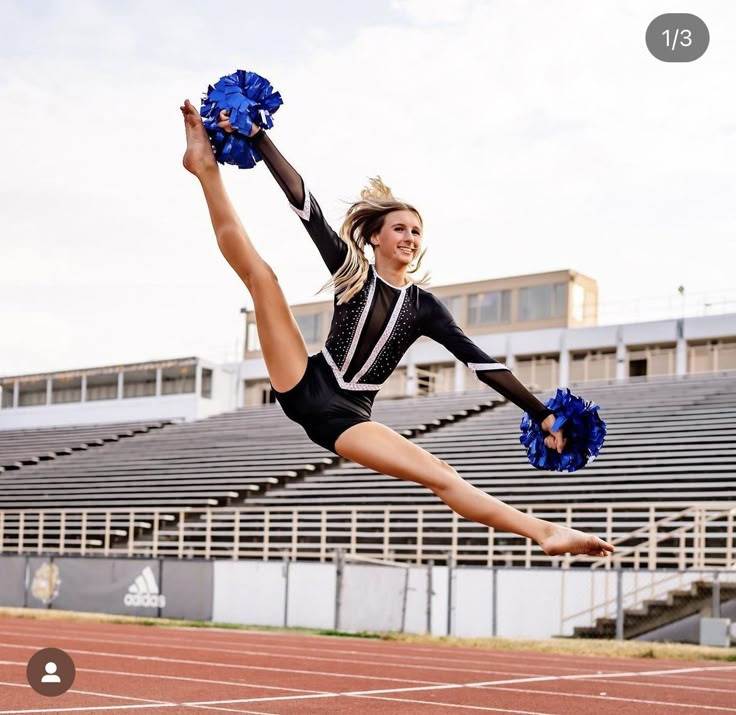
[421,294,553,424]
[251,131,347,274]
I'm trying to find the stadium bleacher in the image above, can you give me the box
[248,373,736,507]
[0,391,500,510]
[0,373,734,563]
[0,420,174,470]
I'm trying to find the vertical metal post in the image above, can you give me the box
[59,512,66,555]
[233,510,240,560]
[334,548,344,631]
[37,512,44,555]
[104,512,111,557]
[178,511,185,559]
[128,512,134,557]
[426,560,433,635]
[492,566,498,637]
[447,551,455,637]
[81,512,87,556]
[383,509,390,560]
[291,511,298,561]
[416,509,423,564]
[23,554,29,608]
[205,510,212,559]
[616,567,624,640]
[283,552,290,627]
[712,570,721,619]
[157,558,164,619]
[263,510,270,560]
[400,567,410,633]
[47,555,54,610]
[726,512,733,567]
[350,510,357,556]
[648,506,656,570]
[152,511,160,558]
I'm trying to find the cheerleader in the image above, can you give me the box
[181,99,613,558]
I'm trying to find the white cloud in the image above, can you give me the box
[1,0,735,375]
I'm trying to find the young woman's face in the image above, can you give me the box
[371,209,423,266]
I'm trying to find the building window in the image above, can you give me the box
[295,313,323,345]
[519,283,566,321]
[162,365,196,395]
[86,374,119,401]
[52,376,82,404]
[1,383,15,408]
[467,291,510,326]
[439,295,464,321]
[201,368,213,398]
[123,369,157,399]
[17,380,48,407]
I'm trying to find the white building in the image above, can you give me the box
[2,269,735,429]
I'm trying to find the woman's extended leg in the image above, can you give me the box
[335,421,614,557]
[181,99,307,392]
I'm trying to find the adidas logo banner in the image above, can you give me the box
[124,566,167,609]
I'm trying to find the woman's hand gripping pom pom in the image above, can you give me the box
[519,388,607,472]
[200,69,283,169]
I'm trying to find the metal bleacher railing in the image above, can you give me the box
[1,501,734,569]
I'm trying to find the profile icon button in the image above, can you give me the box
[27,648,75,696]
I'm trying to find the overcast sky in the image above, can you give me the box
[1,0,734,376]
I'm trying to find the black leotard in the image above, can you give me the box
[252,131,553,453]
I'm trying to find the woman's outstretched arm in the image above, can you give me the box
[215,111,347,272]
[420,293,566,451]
[233,127,348,275]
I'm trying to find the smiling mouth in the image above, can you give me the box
[398,247,415,255]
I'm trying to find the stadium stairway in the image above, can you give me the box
[573,578,736,640]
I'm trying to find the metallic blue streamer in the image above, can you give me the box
[200,69,283,169]
[519,388,607,472]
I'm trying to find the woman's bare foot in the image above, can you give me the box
[540,526,614,558]
[181,99,217,177]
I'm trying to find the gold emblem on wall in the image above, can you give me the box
[31,563,61,604]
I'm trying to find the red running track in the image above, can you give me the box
[0,615,735,714]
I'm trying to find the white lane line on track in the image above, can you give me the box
[0,642,445,686]
[0,680,174,705]
[180,661,736,706]
[0,625,633,677]
[348,694,552,714]
[0,622,639,669]
[0,628,550,678]
[0,704,177,714]
[464,684,736,713]
[575,676,736,694]
[184,693,339,706]
[184,708,294,715]
[0,659,329,695]
[185,707,317,715]
[466,663,736,687]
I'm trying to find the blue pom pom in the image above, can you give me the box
[519,388,606,472]
[200,70,283,169]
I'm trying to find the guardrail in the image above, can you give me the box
[1,502,734,568]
